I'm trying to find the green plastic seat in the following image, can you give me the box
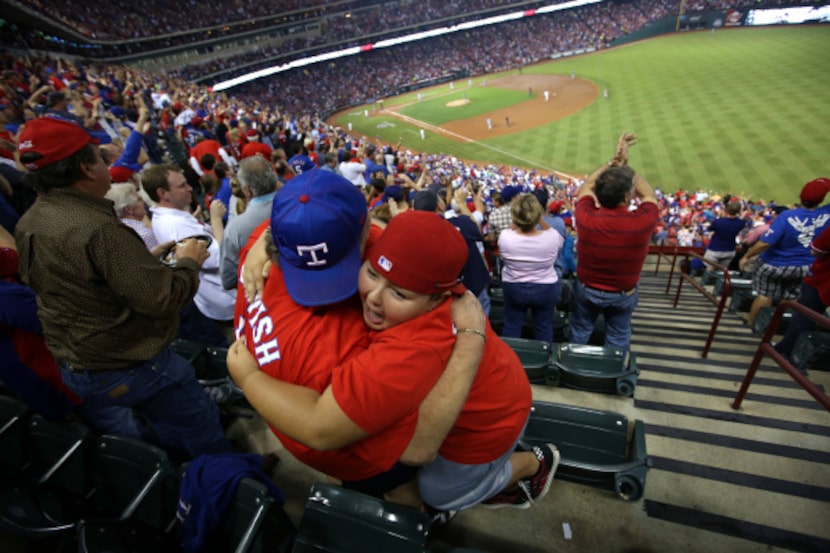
[548,344,639,397]
[501,337,553,384]
[292,483,430,553]
[523,401,650,501]
[214,477,295,553]
[0,433,170,539]
[789,331,830,371]
[169,339,211,373]
[752,306,792,335]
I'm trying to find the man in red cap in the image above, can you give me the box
[14,117,233,458]
[740,178,830,327]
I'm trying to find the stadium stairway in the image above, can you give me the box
[6,257,826,552]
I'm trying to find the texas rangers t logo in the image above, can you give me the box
[297,243,329,267]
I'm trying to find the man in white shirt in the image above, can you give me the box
[142,164,236,345]
[338,151,367,187]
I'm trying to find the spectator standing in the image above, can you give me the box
[14,118,231,457]
[143,163,235,345]
[569,133,659,355]
[739,178,830,328]
[703,200,747,270]
[498,194,564,343]
[339,149,367,187]
[220,156,279,290]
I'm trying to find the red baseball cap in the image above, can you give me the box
[800,178,830,207]
[109,165,135,183]
[246,128,259,137]
[367,211,468,296]
[18,118,100,170]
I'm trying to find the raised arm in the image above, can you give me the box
[576,132,637,200]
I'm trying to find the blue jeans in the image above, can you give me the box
[477,287,491,317]
[61,348,233,458]
[569,280,639,354]
[501,281,561,343]
[774,282,826,357]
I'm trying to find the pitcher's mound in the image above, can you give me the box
[446,99,471,107]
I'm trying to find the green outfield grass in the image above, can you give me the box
[336,26,830,204]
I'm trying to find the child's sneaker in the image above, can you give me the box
[517,443,560,504]
[480,487,531,510]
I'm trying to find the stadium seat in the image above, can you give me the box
[727,278,755,313]
[213,477,295,553]
[501,337,553,384]
[522,401,650,501]
[169,340,244,404]
[0,433,170,539]
[0,394,30,477]
[752,306,792,336]
[76,466,183,553]
[292,483,430,553]
[202,347,246,404]
[547,344,640,397]
[169,339,211,373]
[711,270,743,296]
[789,331,830,372]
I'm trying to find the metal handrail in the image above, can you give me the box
[672,252,733,358]
[647,244,705,294]
[650,243,677,277]
[732,300,830,412]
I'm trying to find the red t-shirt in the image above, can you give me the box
[806,225,830,305]
[190,140,223,170]
[443,323,531,463]
[236,264,383,480]
[335,299,531,465]
[575,196,659,291]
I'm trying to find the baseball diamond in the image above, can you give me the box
[332,26,830,205]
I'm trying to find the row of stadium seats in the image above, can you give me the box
[698,270,830,370]
[0,394,294,552]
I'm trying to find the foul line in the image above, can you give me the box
[381,109,579,182]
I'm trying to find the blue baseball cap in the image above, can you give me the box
[270,168,368,306]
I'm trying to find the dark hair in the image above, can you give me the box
[200,154,216,171]
[595,166,635,209]
[369,178,386,195]
[214,162,229,181]
[22,143,98,193]
[141,163,181,202]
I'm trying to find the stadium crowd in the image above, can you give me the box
[2,0,807,64]
[1,0,825,536]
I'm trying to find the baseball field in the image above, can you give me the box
[332,25,830,204]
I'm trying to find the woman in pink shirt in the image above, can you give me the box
[497,194,564,343]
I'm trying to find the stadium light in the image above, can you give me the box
[211,0,604,92]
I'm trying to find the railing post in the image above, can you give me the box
[732,300,830,412]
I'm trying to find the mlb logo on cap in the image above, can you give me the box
[377,255,393,272]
